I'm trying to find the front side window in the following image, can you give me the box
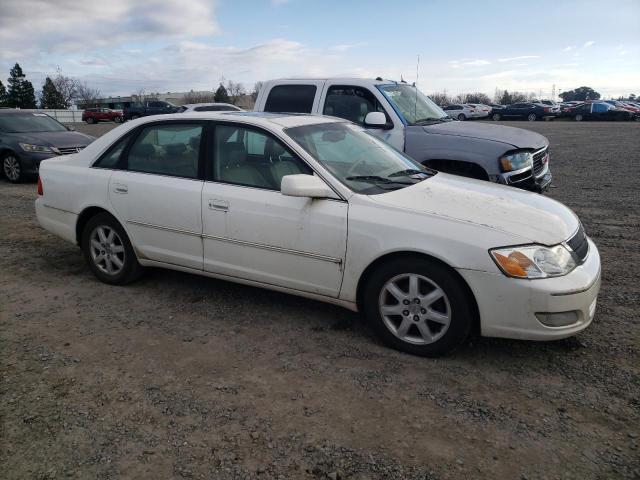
[126,124,202,179]
[264,85,317,113]
[377,83,449,125]
[213,124,311,190]
[323,85,389,126]
[287,122,435,195]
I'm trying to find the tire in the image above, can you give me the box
[114,116,122,123]
[492,113,501,121]
[2,152,24,183]
[131,114,140,120]
[457,114,466,121]
[361,257,474,357]
[574,114,583,122]
[81,212,143,285]
[527,113,537,121]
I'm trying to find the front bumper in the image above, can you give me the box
[497,162,552,192]
[458,238,601,341]
[14,151,58,175]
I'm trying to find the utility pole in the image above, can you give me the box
[552,83,556,100]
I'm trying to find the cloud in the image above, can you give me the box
[498,55,540,62]
[0,0,219,59]
[329,42,367,52]
[583,40,595,48]
[563,46,575,52]
[448,59,491,68]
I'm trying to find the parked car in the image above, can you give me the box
[178,103,243,113]
[566,102,638,121]
[441,104,477,120]
[465,103,491,118]
[35,112,600,356]
[254,79,552,192]
[123,100,179,121]
[82,108,123,124]
[0,110,94,183]
[491,102,557,121]
[531,100,561,114]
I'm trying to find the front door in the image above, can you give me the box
[108,122,205,269]
[201,123,347,297]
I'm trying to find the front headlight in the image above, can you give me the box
[490,244,576,279]
[500,150,533,172]
[19,143,53,153]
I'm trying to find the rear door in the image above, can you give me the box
[108,121,206,269]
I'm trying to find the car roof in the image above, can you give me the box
[138,111,347,129]
[182,102,238,108]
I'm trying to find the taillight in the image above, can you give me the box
[544,107,550,112]
[37,176,43,196]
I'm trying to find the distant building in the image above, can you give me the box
[80,90,255,110]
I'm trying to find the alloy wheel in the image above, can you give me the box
[3,155,21,182]
[528,113,537,121]
[89,225,126,275]
[378,273,452,345]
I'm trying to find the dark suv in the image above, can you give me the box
[492,103,557,121]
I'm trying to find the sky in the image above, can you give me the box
[1,0,639,100]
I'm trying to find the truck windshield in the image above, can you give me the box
[377,84,450,125]
[286,122,435,195]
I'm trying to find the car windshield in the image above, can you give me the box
[377,83,450,125]
[0,113,68,133]
[286,122,436,195]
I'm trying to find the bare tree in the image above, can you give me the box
[183,90,216,104]
[52,67,79,108]
[226,81,246,105]
[132,88,158,105]
[76,82,102,109]
[453,92,492,104]
[251,81,264,101]
[430,91,452,106]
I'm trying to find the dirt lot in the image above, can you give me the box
[1,121,639,480]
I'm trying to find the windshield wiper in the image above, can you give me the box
[410,117,450,125]
[388,168,432,178]
[345,175,413,185]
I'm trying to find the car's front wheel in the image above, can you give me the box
[457,113,466,121]
[527,113,537,121]
[81,212,143,285]
[492,113,501,121]
[574,114,583,122]
[2,153,24,183]
[362,257,474,357]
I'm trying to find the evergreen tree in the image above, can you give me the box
[0,80,7,107]
[40,77,66,109]
[7,63,37,108]
[214,83,230,103]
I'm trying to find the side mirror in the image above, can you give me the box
[281,174,339,199]
[364,111,391,129]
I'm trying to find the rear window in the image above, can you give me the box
[264,85,317,113]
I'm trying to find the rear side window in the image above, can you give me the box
[126,124,203,179]
[264,85,317,113]
[94,135,130,169]
[195,105,235,112]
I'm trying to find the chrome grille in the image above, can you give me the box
[532,147,547,176]
[567,224,589,263]
[54,146,85,155]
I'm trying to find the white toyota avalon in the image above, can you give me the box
[35,112,601,356]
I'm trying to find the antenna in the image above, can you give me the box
[414,55,420,119]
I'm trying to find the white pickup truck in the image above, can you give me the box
[254,78,552,192]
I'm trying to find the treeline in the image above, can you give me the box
[181,80,264,106]
[430,90,540,106]
[0,63,102,109]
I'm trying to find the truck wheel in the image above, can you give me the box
[457,114,466,121]
[131,114,140,120]
[492,113,501,121]
[574,114,583,122]
[527,113,537,121]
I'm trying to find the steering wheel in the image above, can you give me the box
[346,157,368,176]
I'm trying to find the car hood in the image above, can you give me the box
[369,173,579,245]
[422,121,548,149]
[8,130,94,147]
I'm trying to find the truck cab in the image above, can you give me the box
[254,78,552,192]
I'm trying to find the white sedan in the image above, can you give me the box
[35,112,601,356]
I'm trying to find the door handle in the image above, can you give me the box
[113,183,128,194]
[208,199,229,211]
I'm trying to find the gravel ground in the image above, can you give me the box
[1,120,639,479]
